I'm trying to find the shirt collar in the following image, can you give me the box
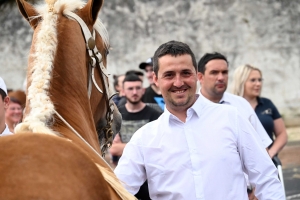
[257,96,264,105]
[220,92,232,105]
[199,90,228,104]
[162,94,203,124]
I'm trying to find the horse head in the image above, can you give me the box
[4,1,135,199]
[15,0,121,156]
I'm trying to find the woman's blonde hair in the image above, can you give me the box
[231,64,262,96]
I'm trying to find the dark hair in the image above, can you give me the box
[198,52,228,73]
[113,74,124,92]
[153,40,197,76]
[123,74,142,84]
[9,97,22,106]
[0,89,7,101]
[125,70,144,77]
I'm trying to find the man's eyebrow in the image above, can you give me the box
[182,69,193,72]
[162,70,174,75]
[210,69,228,72]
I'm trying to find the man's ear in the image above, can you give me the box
[197,72,204,84]
[4,96,10,109]
[153,72,159,87]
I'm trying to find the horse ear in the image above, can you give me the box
[16,0,39,29]
[82,0,104,24]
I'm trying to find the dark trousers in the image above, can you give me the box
[135,180,151,200]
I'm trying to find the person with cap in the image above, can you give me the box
[139,57,164,112]
[0,77,13,136]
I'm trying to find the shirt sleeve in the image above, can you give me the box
[236,112,285,200]
[114,137,146,195]
[268,99,281,120]
[248,112,272,148]
[238,98,272,148]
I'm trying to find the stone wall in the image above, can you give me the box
[0,0,299,126]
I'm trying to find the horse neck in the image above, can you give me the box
[50,17,102,153]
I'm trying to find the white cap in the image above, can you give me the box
[0,77,8,95]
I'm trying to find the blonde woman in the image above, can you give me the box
[231,64,287,159]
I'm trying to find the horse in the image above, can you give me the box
[0,0,135,199]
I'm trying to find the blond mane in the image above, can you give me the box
[15,0,109,135]
[13,1,134,199]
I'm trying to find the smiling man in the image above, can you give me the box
[114,41,284,200]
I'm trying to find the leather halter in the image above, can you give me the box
[63,11,114,156]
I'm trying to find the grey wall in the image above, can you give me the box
[1,0,299,126]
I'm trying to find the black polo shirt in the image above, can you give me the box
[254,97,281,145]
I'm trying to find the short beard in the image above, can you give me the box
[170,95,193,107]
[213,85,227,96]
[127,98,141,105]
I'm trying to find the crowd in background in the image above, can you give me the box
[110,54,287,163]
[108,51,287,200]
[0,48,288,200]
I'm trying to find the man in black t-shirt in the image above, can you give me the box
[139,57,165,112]
[110,74,161,200]
[110,74,161,157]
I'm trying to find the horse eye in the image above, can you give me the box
[106,50,109,55]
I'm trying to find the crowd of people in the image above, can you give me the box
[109,41,287,200]
[0,40,288,200]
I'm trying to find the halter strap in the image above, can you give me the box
[64,11,111,93]
[54,110,113,169]
[63,10,115,155]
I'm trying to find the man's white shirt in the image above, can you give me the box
[115,95,284,200]
[199,91,272,148]
[0,124,13,136]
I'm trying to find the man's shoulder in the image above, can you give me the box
[142,105,162,121]
[223,92,253,114]
[224,92,247,103]
[144,85,153,93]
[198,96,238,114]
[144,85,162,96]
[144,105,162,114]
[224,92,252,106]
[206,102,238,113]
[129,116,162,143]
[117,105,127,112]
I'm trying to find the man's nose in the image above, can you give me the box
[173,75,184,87]
[132,88,138,94]
[217,73,225,81]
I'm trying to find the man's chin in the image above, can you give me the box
[170,99,190,107]
[128,100,140,105]
[215,88,226,95]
